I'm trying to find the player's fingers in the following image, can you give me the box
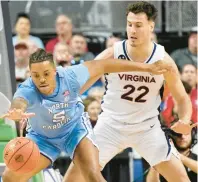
[170,123,180,131]
[190,123,198,129]
[152,69,167,75]
[8,110,13,114]
[23,112,35,118]
[0,113,10,119]
[158,69,167,73]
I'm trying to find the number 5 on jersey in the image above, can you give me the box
[53,111,66,122]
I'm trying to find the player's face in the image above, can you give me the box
[173,133,192,150]
[30,61,56,95]
[126,12,154,47]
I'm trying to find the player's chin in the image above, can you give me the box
[39,86,51,95]
[129,40,138,47]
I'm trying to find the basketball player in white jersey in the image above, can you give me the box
[64,2,196,182]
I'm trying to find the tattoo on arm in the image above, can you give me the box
[10,98,28,112]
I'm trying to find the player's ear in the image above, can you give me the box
[53,67,56,75]
[150,21,155,32]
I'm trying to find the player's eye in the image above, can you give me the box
[136,24,142,28]
[44,72,49,77]
[34,74,39,78]
[128,24,132,27]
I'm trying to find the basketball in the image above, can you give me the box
[3,137,40,173]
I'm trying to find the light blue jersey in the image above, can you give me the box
[13,64,96,161]
[14,64,89,138]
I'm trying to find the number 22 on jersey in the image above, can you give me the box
[121,84,149,103]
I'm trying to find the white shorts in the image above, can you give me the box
[94,113,178,169]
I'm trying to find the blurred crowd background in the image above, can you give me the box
[0,1,197,182]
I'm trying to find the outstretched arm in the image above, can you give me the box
[83,58,167,79]
[80,48,171,94]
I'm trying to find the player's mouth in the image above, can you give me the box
[39,84,49,88]
[131,36,137,40]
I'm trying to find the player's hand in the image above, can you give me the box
[19,119,28,137]
[0,108,35,121]
[171,120,197,135]
[149,60,173,75]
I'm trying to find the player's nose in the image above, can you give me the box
[40,77,46,83]
[130,27,136,34]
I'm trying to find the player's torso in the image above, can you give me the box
[26,70,83,137]
[101,40,165,124]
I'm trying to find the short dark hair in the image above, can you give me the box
[29,49,54,68]
[15,12,31,25]
[126,1,158,21]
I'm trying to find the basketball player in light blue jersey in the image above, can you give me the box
[1,49,171,182]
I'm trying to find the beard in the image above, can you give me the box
[176,144,191,152]
[173,139,192,152]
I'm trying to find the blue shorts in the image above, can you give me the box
[26,113,97,163]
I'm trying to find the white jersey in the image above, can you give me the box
[101,40,165,124]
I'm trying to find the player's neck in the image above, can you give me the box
[127,41,154,63]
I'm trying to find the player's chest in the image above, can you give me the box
[36,88,77,114]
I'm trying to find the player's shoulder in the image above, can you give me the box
[154,42,165,52]
[15,78,38,99]
[56,65,78,77]
[56,65,79,81]
[56,66,66,77]
[114,40,125,46]
[95,41,125,60]
[113,39,127,50]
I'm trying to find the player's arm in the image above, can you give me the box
[1,89,35,121]
[163,52,192,123]
[163,52,193,134]
[80,49,171,94]
[83,57,167,79]
[80,47,114,94]
[180,154,198,173]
